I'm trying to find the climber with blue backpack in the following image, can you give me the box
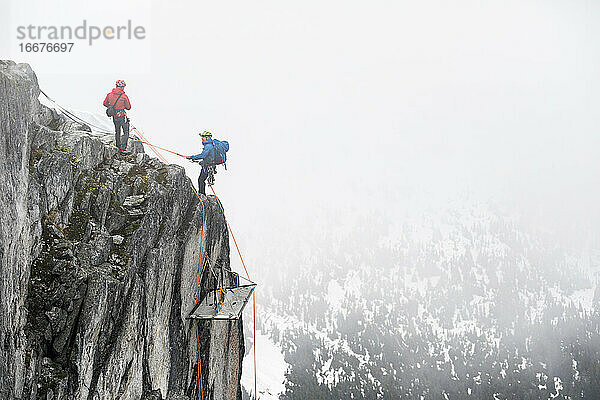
[187,131,229,195]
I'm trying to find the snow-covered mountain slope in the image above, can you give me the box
[39,94,115,136]
[241,331,288,400]
[247,201,600,399]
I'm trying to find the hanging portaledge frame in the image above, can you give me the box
[187,284,256,320]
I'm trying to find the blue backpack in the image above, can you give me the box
[211,139,229,166]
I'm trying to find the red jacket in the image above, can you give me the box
[103,87,131,117]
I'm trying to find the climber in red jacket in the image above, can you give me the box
[103,80,132,153]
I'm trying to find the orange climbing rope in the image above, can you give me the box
[133,138,189,158]
[132,127,257,400]
[209,186,258,398]
[131,128,169,163]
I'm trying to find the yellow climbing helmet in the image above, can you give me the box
[200,130,212,138]
[116,80,126,87]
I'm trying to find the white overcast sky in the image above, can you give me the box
[2,0,600,265]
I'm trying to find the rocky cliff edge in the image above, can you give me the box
[0,60,243,400]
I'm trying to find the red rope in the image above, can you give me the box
[133,137,188,158]
[209,186,252,282]
[132,128,169,164]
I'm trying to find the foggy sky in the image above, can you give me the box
[2,0,599,275]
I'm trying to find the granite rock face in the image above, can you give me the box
[0,60,244,400]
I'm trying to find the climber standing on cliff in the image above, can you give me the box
[103,80,131,153]
[187,131,229,195]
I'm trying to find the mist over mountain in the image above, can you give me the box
[247,195,600,399]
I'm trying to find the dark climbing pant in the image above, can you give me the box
[113,116,130,151]
[198,165,209,195]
